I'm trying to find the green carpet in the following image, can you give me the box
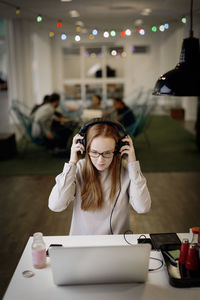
[0,115,199,175]
[135,115,200,172]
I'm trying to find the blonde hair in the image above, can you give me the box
[79,123,121,211]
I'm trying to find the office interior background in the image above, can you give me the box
[0,0,200,298]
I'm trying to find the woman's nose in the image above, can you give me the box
[97,154,104,161]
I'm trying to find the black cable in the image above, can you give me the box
[123,230,134,245]
[123,232,164,272]
[109,154,163,270]
[148,257,164,272]
[110,160,122,234]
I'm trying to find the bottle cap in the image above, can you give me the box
[192,227,200,234]
[22,270,35,278]
[189,243,197,248]
[33,232,43,238]
[182,238,189,243]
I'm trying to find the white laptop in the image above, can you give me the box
[49,244,151,286]
[82,108,103,121]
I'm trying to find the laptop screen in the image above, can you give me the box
[49,244,151,285]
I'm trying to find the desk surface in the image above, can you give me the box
[3,234,200,300]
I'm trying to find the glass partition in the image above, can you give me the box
[85,83,103,102]
[64,84,81,100]
[106,83,124,101]
[62,48,81,79]
[105,46,125,78]
[84,47,103,78]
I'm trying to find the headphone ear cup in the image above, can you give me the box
[78,137,86,147]
[117,138,129,152]
[77,133,86,156]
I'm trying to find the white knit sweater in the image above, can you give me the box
[48,159,151,235]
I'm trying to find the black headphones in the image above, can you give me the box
[78,118,129,154]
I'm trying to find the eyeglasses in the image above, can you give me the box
[88,151,115,159]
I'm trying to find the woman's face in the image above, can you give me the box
[89,136,116,171]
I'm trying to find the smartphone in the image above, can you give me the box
[162,249,180,267]
[166,249,180,260]
[46,244,63,256]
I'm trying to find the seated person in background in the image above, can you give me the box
[31,93,75,151]
[30,94,51,115]
[50,93,72,125]
[90,94,102,109]
[113,97,136,128]
[82,94,104,121]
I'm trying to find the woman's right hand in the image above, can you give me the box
[69,134,85,164]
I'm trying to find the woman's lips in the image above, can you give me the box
[97,163,105,167]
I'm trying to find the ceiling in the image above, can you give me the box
[0,0,200,34]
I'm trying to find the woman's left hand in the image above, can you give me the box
[120,136,136,163]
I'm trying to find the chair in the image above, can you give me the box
[107,105,144,139]
[133,100,157,146]
[11,100,45,149]
[59,100,82,120]
[125,111,143,137]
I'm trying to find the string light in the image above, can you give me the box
[152,26,157,32]
[111,50,117,56]
[36,15,42,23]
[15,5,185,40]
[75,35,81,41]
[92,29,98,36]
[159,25,165,32]
[182,17,187,24]
[61,33,67,40]
[11,4,187,40]
[49,32,55,38]
[76,26,81,33]
[138,28,145,35]
[164,23,169,29]
[16,7,20,15]
[125,29,131,36]
[57,20,62,28]
[89,34,94,40]
[103,31,109,38]
[110,30,116,37]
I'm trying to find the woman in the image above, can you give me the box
[113,97,136,128]
[48,119,151,235]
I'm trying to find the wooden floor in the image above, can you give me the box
[0,171,200,298]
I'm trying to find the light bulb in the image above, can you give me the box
[37,15,42,23]
[75,35,81,41]
[61,33,67,40]
[103,31,109,38]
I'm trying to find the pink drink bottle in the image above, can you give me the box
[32,232,46,269]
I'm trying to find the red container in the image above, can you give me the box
[185,243,199,271]
[179,238,189,264]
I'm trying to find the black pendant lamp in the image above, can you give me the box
[153,0,200,97]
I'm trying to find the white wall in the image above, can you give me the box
[6,20,33,108]
[31,31,53,104]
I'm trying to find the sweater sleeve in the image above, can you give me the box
[128,161,151,213]
[48,162,77,212]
